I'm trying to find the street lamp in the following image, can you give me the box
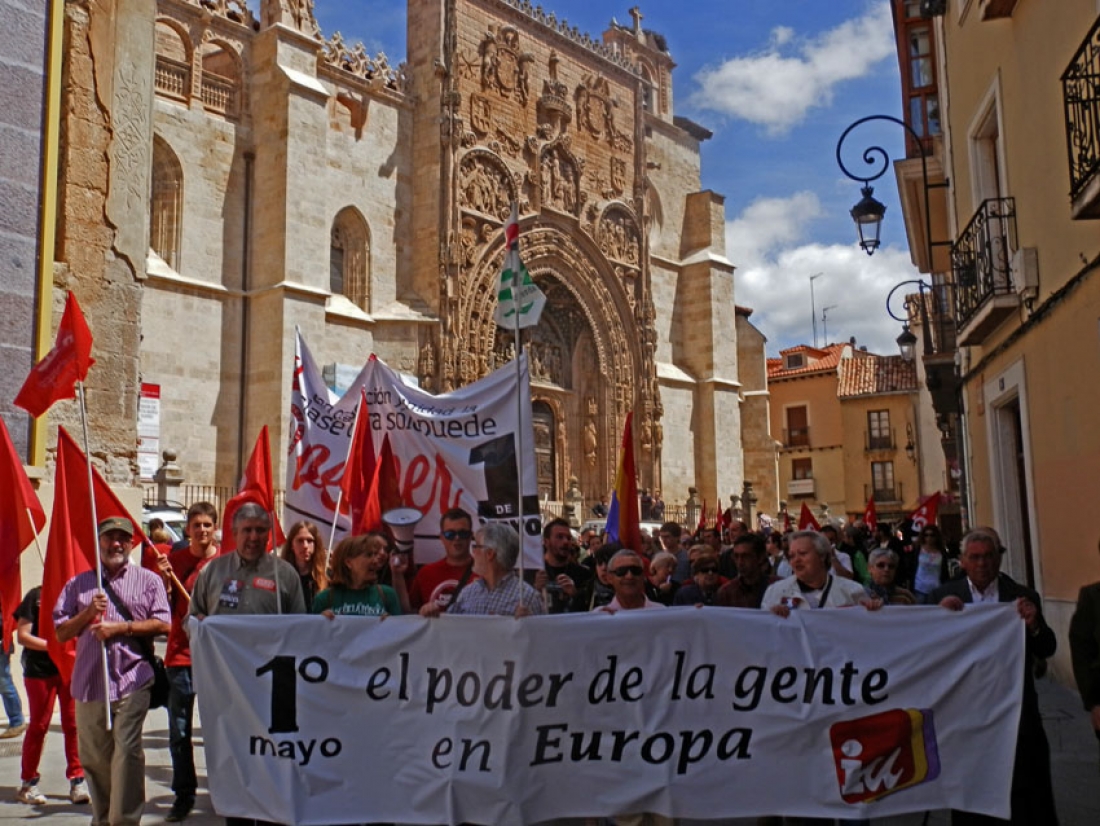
[835,114,946,263]
[886,279,934,363]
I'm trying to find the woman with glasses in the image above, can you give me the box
[866,549,917,605]
[912,524,950,603]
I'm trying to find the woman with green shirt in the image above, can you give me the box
[312,533,404,617]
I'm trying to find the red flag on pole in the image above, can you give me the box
[0,417,47,654]
[222,426,284,554]
[863,497,878,534]
[359,433,403,534]
[908,492,941,541]
[338,390,375,533]
[798,502,821,531]
[14,291,95,418]
[39,428,151,681]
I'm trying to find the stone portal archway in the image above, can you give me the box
[457,220,643,502]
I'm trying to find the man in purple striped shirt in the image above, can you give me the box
[54,517,170,826]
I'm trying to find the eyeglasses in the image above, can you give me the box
[694,566,719,575]
[610,565,644,577]
[442,529,473,541]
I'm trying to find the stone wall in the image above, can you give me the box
[0,0,49,459]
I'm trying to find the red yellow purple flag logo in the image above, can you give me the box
[830,707,941,804]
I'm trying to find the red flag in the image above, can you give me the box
[40,428,150,681]
[798,502,821,531]
[863,497,878,534]
[0,417,47,653]
[222,426,284,554]
[14,291,95,418]
[338,390,375,532]
[908,492,941,541]
[359,433,403,534]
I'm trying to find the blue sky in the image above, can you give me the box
[312,0,923,356]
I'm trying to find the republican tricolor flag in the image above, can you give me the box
[604,412,641,553]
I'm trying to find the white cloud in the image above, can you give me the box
[690,4,895,133]
[727,194,922,356]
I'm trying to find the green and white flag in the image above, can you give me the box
[493,202,546,330]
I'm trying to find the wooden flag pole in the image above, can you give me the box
[77,382,113,730]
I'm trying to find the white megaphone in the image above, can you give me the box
[382,507,424,555]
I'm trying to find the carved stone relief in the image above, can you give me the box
[476,24,534,106]
[597,207,640,268]
[458,151,515,221]
[470,93,492,135]
[539,144,584,216]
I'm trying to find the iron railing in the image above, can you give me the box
[865,483,903,503]
[865,429,896,451]
[1063,16,1100,199]
[782,427,811,448]
[951,197,1016,328]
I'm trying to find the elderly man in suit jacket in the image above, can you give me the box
[930,527,1058,825]
[1069,537,1100,769]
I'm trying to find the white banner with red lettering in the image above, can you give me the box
[284,331,542,566]
[191,606,1023,824]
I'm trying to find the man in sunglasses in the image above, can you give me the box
[597,550,664,612]
[413,508,479,616]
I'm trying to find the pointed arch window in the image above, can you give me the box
[330,207,370,310]
[150,137,183,270]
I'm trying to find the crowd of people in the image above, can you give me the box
[3,498,1099,826]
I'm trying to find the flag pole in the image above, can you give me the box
[327,390,366,566]
[77,382,112,729]
[25,508,46,565]
[513,289,524,587]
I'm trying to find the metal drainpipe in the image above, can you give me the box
[237,151,254,482]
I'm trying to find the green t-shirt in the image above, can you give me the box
[311,584,402,617]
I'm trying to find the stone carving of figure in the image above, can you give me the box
[419,340,436,392]
[584,419,598,467]
[641,418,653,452]
[564,475,584,529]
[686,486,701,527]
[559,156,575,211]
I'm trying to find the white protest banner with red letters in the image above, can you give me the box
[284,330,541,566]
[191,606,1022,824]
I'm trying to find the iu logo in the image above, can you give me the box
[829,708,941,804]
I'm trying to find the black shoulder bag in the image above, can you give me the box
[101,580,170,709]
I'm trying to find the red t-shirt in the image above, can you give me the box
[163,546,218,667]
[409,558,477,611]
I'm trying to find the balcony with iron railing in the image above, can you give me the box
[865,429,896,452]
[864,482,903,504]
[782,427,811,448]
[1063,15,1100,219]
[952,197,1018,346]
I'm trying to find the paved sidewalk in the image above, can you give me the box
[2,676,1097,825]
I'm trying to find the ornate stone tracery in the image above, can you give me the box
[597,204,641,268]
[538,141,584,216]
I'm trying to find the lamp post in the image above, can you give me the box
[835,114,946,265]
[886,279,934,364]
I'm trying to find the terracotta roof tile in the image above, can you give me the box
[837,354,918,397]
[767,343,855,379]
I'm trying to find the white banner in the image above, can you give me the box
[284,331,542,566]
[191,606,1023,824]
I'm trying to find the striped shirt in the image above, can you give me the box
[449,572,545,616]
[54,562,171,703]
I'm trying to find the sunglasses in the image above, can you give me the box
[610,565,644,577]
[441,529,473,541]
[694,566,719,575]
